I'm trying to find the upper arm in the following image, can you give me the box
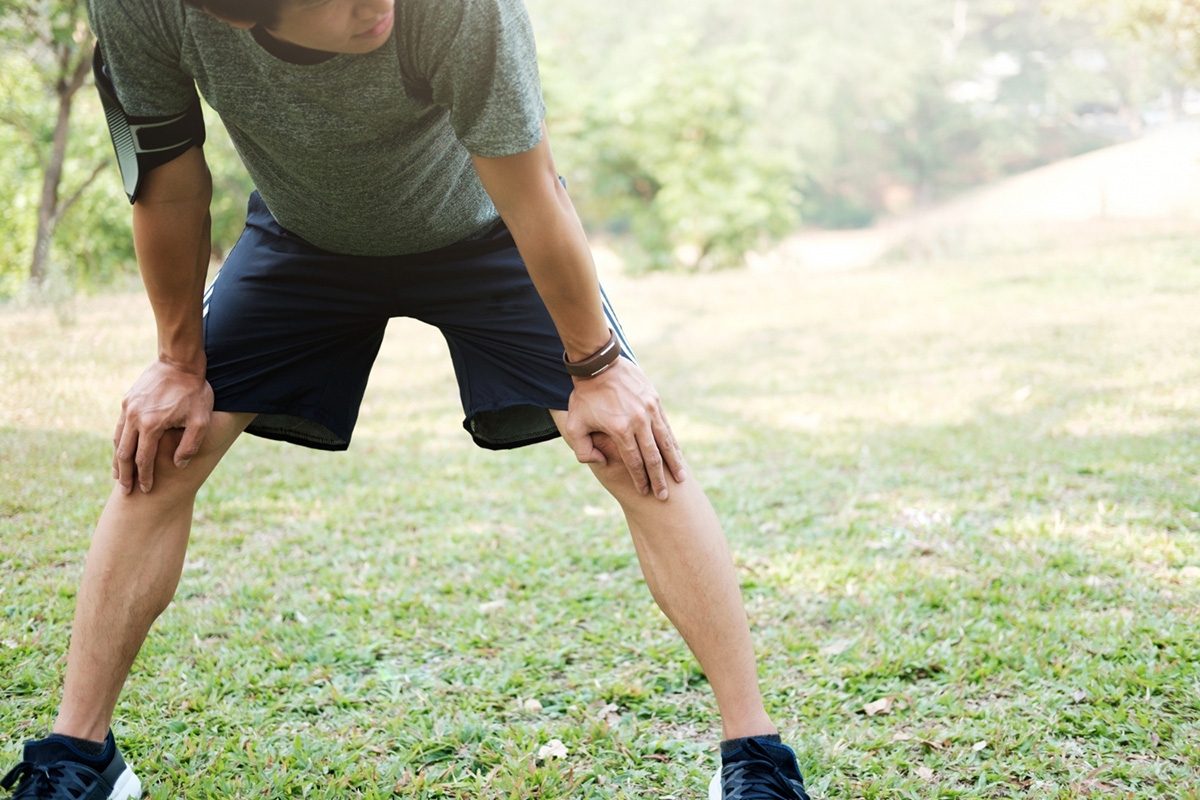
[470,123,567,232]
[404,0,545,158]
[135,146,211,208]
[89,0,205,201]
[130,147,212,276]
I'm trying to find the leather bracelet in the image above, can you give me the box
[563,328,621,378]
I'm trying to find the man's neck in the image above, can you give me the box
[250,25,337,65]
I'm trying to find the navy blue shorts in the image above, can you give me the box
[203,192,633,451]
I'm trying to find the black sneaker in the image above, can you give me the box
[1,733,140,799]
[708,737,810,800]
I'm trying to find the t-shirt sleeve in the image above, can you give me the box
[405,0,546,158]
[86,0,198,119]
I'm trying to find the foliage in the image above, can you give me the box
[536,0,1196,235]
[1054,0,1200,74]
[545,30,800,271]
[0,0,254,299]
[0,0,129,295]
[1,0,1198,295]
[0,67,40,300]
[3,232,1200,797]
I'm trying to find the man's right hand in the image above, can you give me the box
[113,360,213,494]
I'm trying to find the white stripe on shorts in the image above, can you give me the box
[202,271,220,318]
[599,285,636,364]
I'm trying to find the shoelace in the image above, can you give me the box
[1,762,51,798]
[1,761,97,799]
[724,761,806,799]
[723,740,809,800]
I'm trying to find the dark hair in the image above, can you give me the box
[181,0,284,27]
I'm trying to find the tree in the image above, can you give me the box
[1054,0,1200,73]
[554,30,799,271]
[0,0,107,289]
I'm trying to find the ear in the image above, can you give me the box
[202,7,257,29]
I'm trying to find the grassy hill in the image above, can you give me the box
[763,123,1200,271]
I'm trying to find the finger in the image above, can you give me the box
[616,430,650,496]
[134,428,164,493]
[115,424,139,495]
[577,440,608,466]
[173,418,208,469]
[112,412,126,480]
[636,425,669,501]
[564,423,607,466]
[591,432,620,464]
[653,407,687,484]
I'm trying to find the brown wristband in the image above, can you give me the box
[563,328,621,379]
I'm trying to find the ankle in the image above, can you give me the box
[57,734,108,757]
[52,716,112,744]
[720,732,782,757]
[720,715,777,742]
[24,730,115,770]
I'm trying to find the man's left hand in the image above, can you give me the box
[561,359,687,500]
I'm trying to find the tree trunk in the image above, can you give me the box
[29,40,94,287]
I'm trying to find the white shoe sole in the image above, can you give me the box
[708,770,722,800]
[110,766,142,799]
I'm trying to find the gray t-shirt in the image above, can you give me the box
[87,0,546,256]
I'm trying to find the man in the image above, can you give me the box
[1,1,810,798]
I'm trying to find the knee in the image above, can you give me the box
[589,458,637,498]
[585,432,683,504]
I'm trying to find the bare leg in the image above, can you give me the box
[550,411,776,741]
[52,411,254,741]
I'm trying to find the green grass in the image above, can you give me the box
[2,232,1199,798]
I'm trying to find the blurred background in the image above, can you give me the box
[1,0,1198,296]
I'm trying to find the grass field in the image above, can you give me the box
[2,232,1199,799]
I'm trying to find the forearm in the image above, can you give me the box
[130,147,213,372]
[507,179,611,361]
[473,128,685,495]
[472,128,610,360]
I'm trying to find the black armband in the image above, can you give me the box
[93,44,206,203]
